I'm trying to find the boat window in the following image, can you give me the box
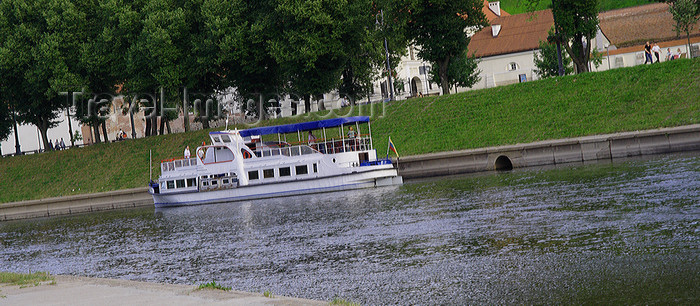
[301,146,315,155]
[248,170,259,180]
[202,180,208,186]
[186,178,196,187]
[296,165,308,175]
[211,179,218,185]
[167,181,175,189]
[223,179,229,184]
[176,179,185,188]
[221,135,231,143]
[213,136,221,143]
[313,163,318,173]
[263,169,275,179]
[279,167,291,177]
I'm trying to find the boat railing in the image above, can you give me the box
[311,135,371,154]
[254,144,317,158]
[161,157,198,173]
[266,134,371,155]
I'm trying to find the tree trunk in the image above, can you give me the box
[166,120,171,134]
[202,117,210,129]
[37,118,50,152]
[101,121,109,142]
[93,121,102,143]
[304,94,311,113]
[159,116,165,135]
[151,115,157,136]
[563,40,588,74]
[439,58,451,95]
[145,111,151,137]
[129,107,136,139]
[183,88,190,132]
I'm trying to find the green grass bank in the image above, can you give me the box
[1,58,699,203]
[498,0,655,15]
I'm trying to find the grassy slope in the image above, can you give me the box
[498,0,655,15]
[0,58,698,203]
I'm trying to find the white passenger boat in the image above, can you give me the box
[149,116,402,207]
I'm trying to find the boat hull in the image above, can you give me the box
[152,167,401,208]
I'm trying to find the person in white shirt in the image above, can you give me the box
[184,146,190,159]
[651,43,661,63]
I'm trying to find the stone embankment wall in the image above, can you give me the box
[0,188,152,221]
[398,124,700,178]
[1,124,699,221]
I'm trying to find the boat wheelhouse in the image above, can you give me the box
[149,116,402,207]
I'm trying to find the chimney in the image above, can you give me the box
[489,1,501,17]
[491,24,501,37]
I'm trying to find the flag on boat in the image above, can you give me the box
[388,136,399,157]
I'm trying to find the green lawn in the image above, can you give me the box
[0,58,699,203]
[498,0,655,15]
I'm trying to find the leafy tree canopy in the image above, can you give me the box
[405,0,488,94]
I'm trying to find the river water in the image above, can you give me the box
[2,153,699,304]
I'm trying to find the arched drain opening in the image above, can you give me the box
[494,155,513,171]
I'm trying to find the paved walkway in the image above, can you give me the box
[0,275,325,306]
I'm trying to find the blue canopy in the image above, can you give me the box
[235,116,370,137]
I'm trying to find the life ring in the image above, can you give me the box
[197,147,206,160]
[242,150,252,159]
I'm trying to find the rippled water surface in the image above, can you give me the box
[2,153,699,304]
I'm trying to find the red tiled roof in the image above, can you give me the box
[483,0,510,22]
[469,9,553,58]
[599,3,700,47]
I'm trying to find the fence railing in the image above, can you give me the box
[161,157,198,173]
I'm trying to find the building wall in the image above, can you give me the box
[467,50,540,91]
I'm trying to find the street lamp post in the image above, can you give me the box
[605,44,611,70]
[376,10,394,101]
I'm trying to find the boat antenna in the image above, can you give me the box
[225,114,229,130]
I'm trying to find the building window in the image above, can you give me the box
[296,165,308,175]
[248,170,259,180]
[508,62,518,71]
[263,169,275,179]
[279,167,291,177]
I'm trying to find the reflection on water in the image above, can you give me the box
[2,153,699,304]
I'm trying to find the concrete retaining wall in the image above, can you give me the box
[398,124,700,179]
[0,187,152,222]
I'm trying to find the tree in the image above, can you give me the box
[429,51,482,89]
[405,0,488,95]
[201,0,284,118]
[0,0,87,150]
[0,101,13,142]
[269,0,355,113]
[551,0,599,74]
[534,27,574,78]
[669,0,700,57]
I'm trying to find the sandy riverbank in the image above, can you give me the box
[0,275,324,306]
